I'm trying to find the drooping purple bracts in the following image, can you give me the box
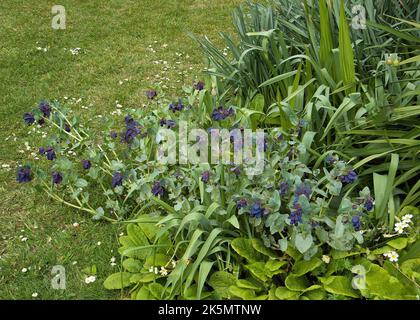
[339,169,357,184]
[82,159,91,170]
[201,171,210,183]
[278,181,289,196]
[112,172,123,188]
[16,166,32,183]
[250,202,264,218]
[45,147,56,161]
[194,81,205,91]
[160,119,176,129]
[121,115,144,144]
[169,100,184,113]
[151,181,165,197]
[289,204,303,226]
[236,198,248,210]
[146,90,157,100]
[23,113,35,125]
[211,106,234,121]
[39,101,51,117]
[352,215,362,231]
[364,197,374,211]
[52,172,63,185]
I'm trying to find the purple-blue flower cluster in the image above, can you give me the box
[194,81,205,91]
[39,101,51,118]
[82,159,91,170]
[236,198,248,209]
[42,147,56,161]
[146,90,157,100]
[250,202,264,218]
[278,181,289,196]
[211,106,234,121]
[352,215,362,231]
[326,154,338,165]
[23,113,35,125]
[151,181,165,197]
[364,197,374,211]
[159,119,176,129]
[339,169,357,184]
[295,183,312,199]
[112,172,123,188]
[169,100,184,113]
[52,172,63,185]
[289,203,303,226]
[201,171,210,183]
[16,166,32,183]
[121,115,144,144]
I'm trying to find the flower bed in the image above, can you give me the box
[17,0,419,300]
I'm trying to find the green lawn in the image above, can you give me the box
[0,0,241,299]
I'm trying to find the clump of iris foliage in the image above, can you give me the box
[19,0,419,300]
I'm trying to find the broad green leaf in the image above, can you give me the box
[387,238,408,250]
[292,257,322,276]
[237,279,264,291]
[246,262,270,282]
[122,258,142,273]
[134,285,153,300]
[285,274,310,292]
[208,271,237,299]
[319,275,359,298]
[103,272,132,290]
[251,238,278,259]
[229,285,256,300]
[275,287,300,300]
[144,253,169,268]
[303,288,327,300]
[231,238,265,262]
[265,259,287,273]
[363,264,416,300]
[149,283,165,300]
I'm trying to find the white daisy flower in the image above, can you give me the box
[32,293,38,298]
[149,266,154,273]
[159,267,168,276]
[72,222,79,228]
[402,214,413,223]
[394,222,406,234]
[401,221,410,229]
[385,251,399,263]
[84,276,96,284]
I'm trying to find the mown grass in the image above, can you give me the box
[0,0,242,299]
